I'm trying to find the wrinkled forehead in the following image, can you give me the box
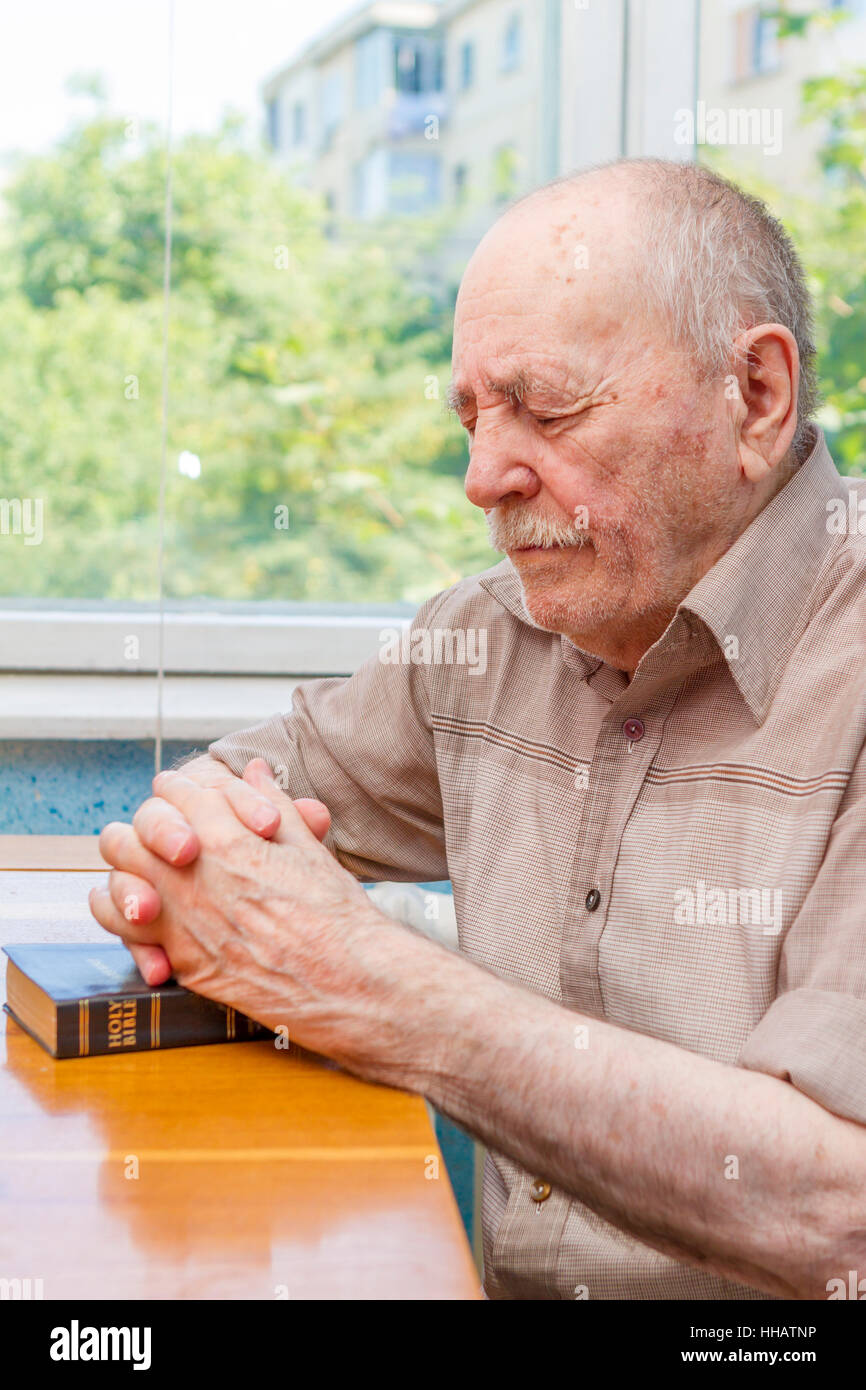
[452,180,645,369]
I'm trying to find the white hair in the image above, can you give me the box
[514,157,821,464]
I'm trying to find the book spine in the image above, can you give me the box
[54,993,271,1058]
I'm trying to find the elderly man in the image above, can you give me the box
[92,157,866,1301]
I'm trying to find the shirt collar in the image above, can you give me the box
[478,427,850,720]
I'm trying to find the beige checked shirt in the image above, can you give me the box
[211,426,866,1300]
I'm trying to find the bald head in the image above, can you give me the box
[462,157,818,456]
[456,167,649,387]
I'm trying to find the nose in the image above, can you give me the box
[463,414,540,511]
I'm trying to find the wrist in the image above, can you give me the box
[337,905,478,1094]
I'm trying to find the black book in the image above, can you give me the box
[3,942,272,1058]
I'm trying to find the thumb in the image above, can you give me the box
[242,759,332,845]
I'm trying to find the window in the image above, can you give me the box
[353,148,387,217]
[492,144,519,202]
[291,100,306,147]
[501,13,522,72]
[732,5,780,80]
[395,39,422,94]
[265,96,280,149]
[322,188,338,239]
[388,152,441,214]
[459,39,475,90]
[453,162,468,203]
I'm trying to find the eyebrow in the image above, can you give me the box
[445,372,549,414]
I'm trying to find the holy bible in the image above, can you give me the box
[2,942,272,1058]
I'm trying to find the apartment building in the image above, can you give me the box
[697,0,866,191]
[263,2,444,220]
[262,0,700,233]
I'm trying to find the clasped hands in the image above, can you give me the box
[89,758,438,1085]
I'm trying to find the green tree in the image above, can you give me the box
[0,113,491,603]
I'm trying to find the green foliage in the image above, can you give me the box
[0,115,491,602]
[703,6,866,474]
[4,32,866,606]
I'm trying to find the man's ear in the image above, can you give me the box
[730,323,799,483]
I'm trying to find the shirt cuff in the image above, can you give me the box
[738,987,866,1125]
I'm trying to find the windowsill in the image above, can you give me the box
[0,603,410,675]
[0,673,298,741]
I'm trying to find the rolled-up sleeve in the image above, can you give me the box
[208,590,451,883]
[738,765,866,1125]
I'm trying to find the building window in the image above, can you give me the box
[732,5,780,80]
[459,39,475,90]
[492,144,519,202]
[265,96,280,149]
[388,152,440,215]
[322,189,337,239]
[501,13,522,72]
[453,163,469,203]
[292,101,306,147]
[353,149,388,218]
[395,39,422,93]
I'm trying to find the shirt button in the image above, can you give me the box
[623,717,645,742]
[530,1178,552,1202]
[585,888,601,911]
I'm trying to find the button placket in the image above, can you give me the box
[559,681,681,1016]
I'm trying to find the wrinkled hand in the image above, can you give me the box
[89,761,422,1075]
[104,757,331,985]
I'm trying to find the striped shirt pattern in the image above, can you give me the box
[211,426,866,1299]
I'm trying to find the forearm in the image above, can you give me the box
[381,944,866,1298]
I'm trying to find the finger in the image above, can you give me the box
[239,762,322,847]
[151,770,258,844]
[239,762,330,840]
[219,778,282,838]
[89,884,164,946]
[99,820,170,885]
[133,796,201,866]
[292,798,331,843]
[106,870,161,927]
[128,941,173,987]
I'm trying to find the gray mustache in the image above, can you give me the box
[486,509,591,550]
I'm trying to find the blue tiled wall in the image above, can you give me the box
[0,739,198,835]
[0,738,478,1251]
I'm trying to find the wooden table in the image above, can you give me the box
[0,837,480,1299]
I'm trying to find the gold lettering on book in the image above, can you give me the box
[107,999,137,1049]
[107,1000,123,1048]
